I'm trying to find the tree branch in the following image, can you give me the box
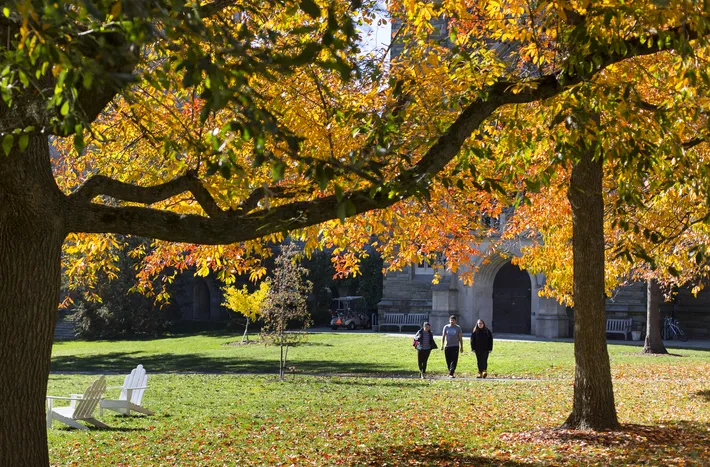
[66,22,707,243]
[237,186,289,213]
[70,172,223,218]
[682,133,708,150]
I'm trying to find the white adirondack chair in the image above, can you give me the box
[46,376,108,429]
[100,364,153,416]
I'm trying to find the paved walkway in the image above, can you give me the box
[494,333,710,351]
[309,326,710,351]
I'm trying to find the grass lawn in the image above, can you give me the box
[48,332,710,466]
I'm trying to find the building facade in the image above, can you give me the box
[377,217,710,338]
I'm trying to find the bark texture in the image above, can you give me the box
[563,121,620,430]
[0,137,67,467]
[643,278,668,354]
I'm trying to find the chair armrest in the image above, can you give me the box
[46,395,82,413]
[124,386,148,390]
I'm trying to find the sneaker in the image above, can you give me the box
[449,374,455,378]
[477,372,482,378]
[482,371,487,378]
[420,371,424,379]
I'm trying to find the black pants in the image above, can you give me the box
[475,351,489,373]
[417,349,431,373]
[444,346,460,374]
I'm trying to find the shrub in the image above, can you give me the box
[69,239,178,338]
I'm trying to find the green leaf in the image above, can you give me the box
[299,0,321,18]
[82,72,93,89]
[271,161,286,181]
[337,201,346,222]
[2,134,13,156]
[18,71,29,87]
[317,164,330,190]
[73,132,85,155]
[345,199,357,217]
[60,100,70,116]
[2,7,10,18]
[18,134,29,152]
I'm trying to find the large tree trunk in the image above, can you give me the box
[0,136,66,467]
[563,122,620,431]
[643,278,668,354]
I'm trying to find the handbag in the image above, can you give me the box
[412,339,419,348]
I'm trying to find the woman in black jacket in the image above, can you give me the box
[470,319,493,378]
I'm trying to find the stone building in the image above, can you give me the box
[377,229,571,337]
[377,222,710,338]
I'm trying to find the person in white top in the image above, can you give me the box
[441,315,464,378]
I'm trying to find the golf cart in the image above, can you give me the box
[330,296,369,330]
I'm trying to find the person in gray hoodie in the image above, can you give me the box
[441,315,464,378]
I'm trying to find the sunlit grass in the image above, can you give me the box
[48,333,710,466]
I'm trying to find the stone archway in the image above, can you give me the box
[460,254,567,337]
[492,262,532,334]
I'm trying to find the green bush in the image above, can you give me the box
[69,239,179,339]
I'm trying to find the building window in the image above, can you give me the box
[415,261,434,275]
[414,253,446,276]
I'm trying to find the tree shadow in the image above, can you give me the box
[635,352,686,357]
[344,442,547,466]
[695,390,710,402]
[51,426,145,433]
[51,352,404,376]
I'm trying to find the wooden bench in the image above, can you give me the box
[606,318,632,340]
[380,313,429,332]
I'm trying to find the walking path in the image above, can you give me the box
[493,333,710,351]
[308,326,710,351]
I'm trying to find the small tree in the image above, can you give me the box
[222,281,270,343]
[261,243,313,380]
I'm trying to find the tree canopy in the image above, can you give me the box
[3,1,710,465]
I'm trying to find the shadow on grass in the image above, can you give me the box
[344,443,546,467]
[695,390,710,402]
[51,352,403,375]
[52,426,146,433]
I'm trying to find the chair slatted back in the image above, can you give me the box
[120,365,148,405]
[73,376,106,419]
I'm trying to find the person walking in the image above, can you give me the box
[441,315,464,378]
[470,319,493,378]
[414,322,437,378]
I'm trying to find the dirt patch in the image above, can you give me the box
[225,340,262,346]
